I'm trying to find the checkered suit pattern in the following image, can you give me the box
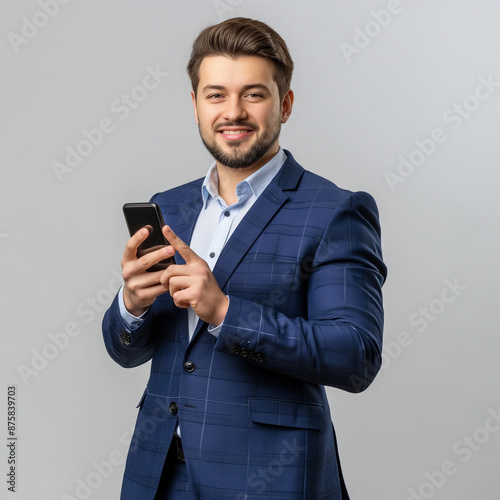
[102,150,387,499]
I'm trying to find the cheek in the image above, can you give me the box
[196,105,217,125]
[198,115,216,134]
[253,105,280,128]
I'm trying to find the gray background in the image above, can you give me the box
[1,1,498,499]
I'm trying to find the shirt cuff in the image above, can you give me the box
[207,323,222,338]
[118,285,150,331]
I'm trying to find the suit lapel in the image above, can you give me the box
[162,180,204,264]
[211,182,288,290]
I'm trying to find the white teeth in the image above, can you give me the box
[221,130,249,134]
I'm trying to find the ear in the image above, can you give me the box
[191,90,199,125]
[280,89,294,124]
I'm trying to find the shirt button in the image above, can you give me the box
[224,210,230,217]
[209,252,215,258]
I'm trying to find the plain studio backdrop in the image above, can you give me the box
[1,1,498,499]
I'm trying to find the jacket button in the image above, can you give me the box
[169,402,178,415]
[239,348,248,357]
[231,346,240,355]
[119,331,132,346]
[255,353,265,363]
[184,361,195,373]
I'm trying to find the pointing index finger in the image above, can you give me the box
[163,225,201,264]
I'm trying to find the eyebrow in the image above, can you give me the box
[200,83,272,95]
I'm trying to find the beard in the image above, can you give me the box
[198,120,281,169]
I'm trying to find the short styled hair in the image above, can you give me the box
[187,17,294,100]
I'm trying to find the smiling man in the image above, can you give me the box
[103,17,387,500]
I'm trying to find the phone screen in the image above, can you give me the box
[123,202,175,271]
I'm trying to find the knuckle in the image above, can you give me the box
[196,267,209,281]
[127,281,138,294]
[122,265,133,281]
[163,265,175,276]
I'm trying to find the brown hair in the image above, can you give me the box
[187,17,293,100]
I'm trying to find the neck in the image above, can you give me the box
[216,147,278,205]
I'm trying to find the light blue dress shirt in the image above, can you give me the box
[118,148,287,342]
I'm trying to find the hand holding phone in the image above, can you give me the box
[120,202,176,316]
[121,207,229,325]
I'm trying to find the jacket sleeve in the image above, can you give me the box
[214,191,387,393]
[102,293,156,368]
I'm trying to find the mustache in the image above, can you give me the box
[215,121,257,131]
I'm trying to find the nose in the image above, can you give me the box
[223,96,248,122]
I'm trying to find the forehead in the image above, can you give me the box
[197,55,278,93]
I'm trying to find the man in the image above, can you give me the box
[103,17,387,500]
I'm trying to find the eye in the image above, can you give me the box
[245,93,263,100]
[207,94,224,100]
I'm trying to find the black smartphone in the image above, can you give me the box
[122,202,175,272]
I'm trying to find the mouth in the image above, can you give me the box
[217,127,254,142]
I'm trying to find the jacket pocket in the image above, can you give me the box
[248,398,325,430]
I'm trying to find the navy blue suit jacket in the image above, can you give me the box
[102,151,387,499]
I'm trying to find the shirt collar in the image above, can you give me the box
[201,147,287,208]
